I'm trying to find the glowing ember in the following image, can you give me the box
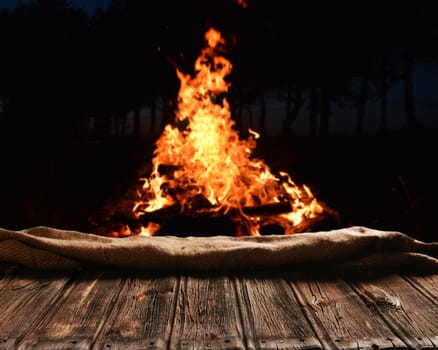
[234,0,248,8]
[132,28,324,236]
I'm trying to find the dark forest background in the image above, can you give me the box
[0,0,437,241]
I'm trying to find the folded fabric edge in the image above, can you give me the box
[0,227,437,271]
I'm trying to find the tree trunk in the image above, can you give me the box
[379,74,388,134]
[236,103,243,133]
[79,112,89,138]
[355,65,369,136]
[283,84,303,136]
[319,86,330,139]
[258,90,266,136]
[309,87,318,137]
[231,88,246,133]
[114,111,126,136]
[403,48,417,128]
[150,91,157,136]
[160,95,174,131]
[133,104,141,137]
[284,81,292,134]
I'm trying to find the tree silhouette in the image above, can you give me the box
[2,0,437,141]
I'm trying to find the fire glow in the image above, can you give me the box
[130,28,324,237]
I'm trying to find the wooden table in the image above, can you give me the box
[0,263,437,349]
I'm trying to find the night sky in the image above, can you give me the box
[0,0,108,14]
[1,0,437,132]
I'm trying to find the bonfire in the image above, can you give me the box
[123,28,327,237]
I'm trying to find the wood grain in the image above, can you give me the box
[17,270,124,350]
[0,269,70,350]
[0,264,18,291]
[235,271,322,350]
[169,272,245,350]
[403,271,438,304]
[0,264,436,350]
[288,271,405,350]
[93,272,180,349]
[349,272,438,349]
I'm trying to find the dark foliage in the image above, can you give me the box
[0,0,437,241]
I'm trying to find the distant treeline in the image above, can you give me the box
[1,0,438,142]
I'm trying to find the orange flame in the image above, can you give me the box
[133,28,323,236]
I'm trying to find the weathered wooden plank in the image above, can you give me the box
[403,272,438,305]
[17,269,124,350]
[0,263,12,280]
[288,271,405,350]
[348,272,438,349]
[93,272,180,350]
[169,273,245,350]
[235,270,322,350]
[0,267,71,350]
[0,264,18,288]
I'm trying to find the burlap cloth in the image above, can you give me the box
[0,226,437,271]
